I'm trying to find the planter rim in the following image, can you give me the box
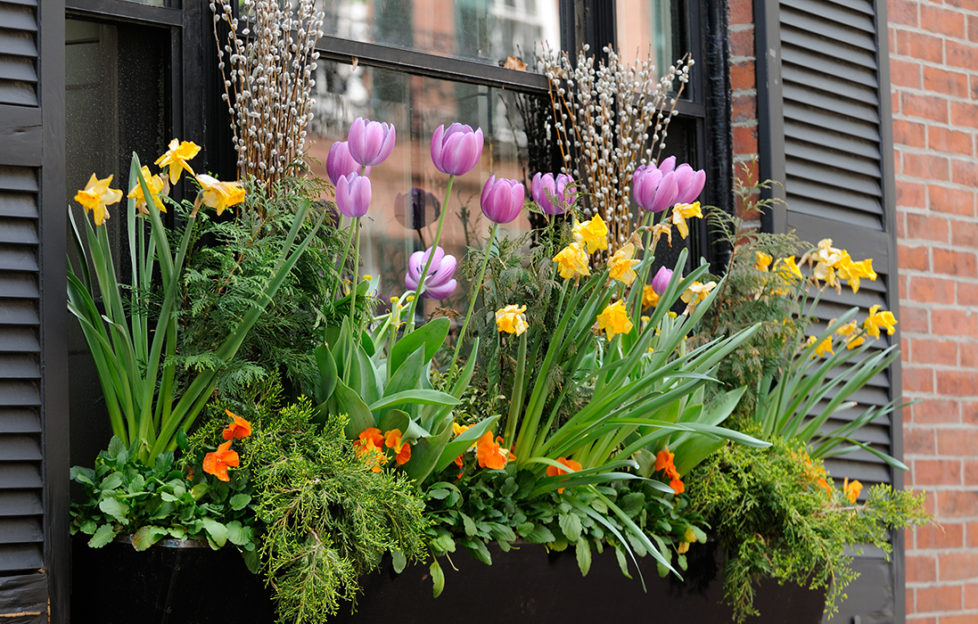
[109,534,211,549]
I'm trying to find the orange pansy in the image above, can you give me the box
[475,432,509,470]
[202,440,239,482]
[545,457,583,494]
[222,409,252,440]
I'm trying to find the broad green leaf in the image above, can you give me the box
[576,538,592,576]
[201,518,228,548]
[99,472,124,491]
[558,513,582,542]
[390,317,450,374]
[404,425,454,483]
[98,497,129,524]
[88,524,116,548]
[190,483,209,500]
[333,379,376,438]
[430,559,445,598]
[524,524,555,544]
[131,525,168,551]
[392,549,407,574]
[462,538,492,565]
[226,521,251,546]
[229,493,251,511]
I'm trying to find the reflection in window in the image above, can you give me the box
[307,62,535,314]
[616,0,686,78]
[323,0,560,67]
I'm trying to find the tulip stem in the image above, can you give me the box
[450,222,498,371]
[344,216,361,384]
[408,174,454,330]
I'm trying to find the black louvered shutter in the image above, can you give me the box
[755,1,903,622]
[0,0,67,621]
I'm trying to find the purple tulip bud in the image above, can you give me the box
[652,266,674,295]
[405,246,458,299]
[347,117,396,167]
[650,171,679,213]
[335,172,371,218]
[431,123,484,176]
[673,163,706,204]
[657,155,677,174]
[326,141,371,186]
[480,176,524,224]
[531,172,577,215]
[633,165,662,211]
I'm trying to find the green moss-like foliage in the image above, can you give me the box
[686,437,928,622]
[237,399,428,623]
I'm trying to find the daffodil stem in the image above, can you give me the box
[503,330,527,449]
[450,222,497,371]
[408,175,455,330]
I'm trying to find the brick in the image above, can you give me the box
[940,552,978,581]
[915,522,964,549]
[911,399,961,424]
[732,125,757,155]
[899,304,930,334]
[904,153,950,181]
[897,180,927,208]
[933,247,978,276]
[904,427,936,455]
[729,29,754,58]
[951,158,978,187]
[970,15,978,43]
[904,617,936,624]
[907,554,937,583]
[890,58,921,89]
[966,468,978,495]
[941,614,978,624]
[888,0,919,27]
[937,370,978,397]
[894,118,927,148]
[924,66,971,100]
[916,584,962,613]
[966,582,978,609]
[951,100,978,129]
[963,402,978,425]
[905,212,950,243]
[902,92,950,123]
[946,40,978,72]
[921,5,967,39]
[728,0,752,26]
[731,93,756,121]
[938,490,978,518]
[898,30,945,64]
[730,61,754,91]
[913,458,962,485]
[931,309,978,338]
[929,185,975,217]
[899,243,930,271]
[951,220,978,248]
[959,342,978,367]
[904,365,935,393]
[908,277,956,304]
[946,0,978,11]
[929,127,975,157]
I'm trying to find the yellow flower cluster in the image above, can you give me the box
[73,139,245,226]
[755,251,802,295]
[806,239,877,293]
[680,280,716,313]
[495,304,529,336]
[807,305,898,359]
[596,299,633,340]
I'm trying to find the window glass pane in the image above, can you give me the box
[615,0,686,74]
[325,0,560,67]
[307,61,534,312]
[121,0,165,5]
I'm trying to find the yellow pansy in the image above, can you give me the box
[607,243,639,285]
[596,299,634,340]
[155,139,200,184]
[679,280,716,312]
[127,166,167,214]
[670,201,702,240]
[74,173,123,226]
[495,304,529,336]
[573,214,609,254]
[755,251,773,272]
[807,335,834,358]
[553,242,590,279]
[642,285,660,309]
[864,305,897,338]
[196,174,245,216]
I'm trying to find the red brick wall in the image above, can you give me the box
[729,1,978,621]
[890,0,978,621]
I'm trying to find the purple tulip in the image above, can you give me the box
[335,172,371,218]
[326,141,371,186]
[405,246,458,299]
[431,123,484,176]
[531,172,577,215]
[347,117,396,167]
[657,155,677,174]
[673,163,706,204]
[633,165,678,213]
[651,266,674,295]
[480,176,524,224]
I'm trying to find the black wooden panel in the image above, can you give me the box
[0,571,46,622]
[0,408,39,434]
[0,1,38,108]
[0,462,41,488]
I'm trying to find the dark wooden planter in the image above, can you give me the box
[331,542,826,623]
[71,536,274,624]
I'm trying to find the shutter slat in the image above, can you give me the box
[785,120,880,161]
[0,437,40,462]
[0,408,39,434]
[0,192,37,218]
[0,543,43,573]
[0,326,38,352]
[781,0,876,33]
[0,518,42,544]
[0,247,38,272]
[0,492,41,516]
[0,462,40,488]
[783,33,878,77]
[783,84,880,125]
[0,273,38,298]
[0,300,39,325]
[0,354,39,378]
[0,218,38,244]
[781,6,876,53]
[0,381,39,406]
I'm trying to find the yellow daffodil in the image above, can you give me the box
[843,477,863,504]
[74,173,123,226]
[864,305,897,338]
[834,320,865,350]
[807,335,834,358]
[155,139,200,184]
[670,201,702,240]
[811,239,844,288]
[552,242,590,279]
[649,222,673,249]
[127,166,167,214]
[495,304,529,336]
[573,214,609,254]
[837,255,877,294]
[755,251,773,272]
[774,255,802,281]
[196,174,245,216]
[642,285,660,309]
[607,243,639,285]
[679,280,716,312]
[596,299,633,340]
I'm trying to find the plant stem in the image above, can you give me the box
[450,222,498,371]
[407,175,455,329]
[503,330,528,448]
[344,216,361,385]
